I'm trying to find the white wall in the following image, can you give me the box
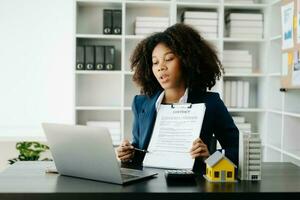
[0,0,75,169]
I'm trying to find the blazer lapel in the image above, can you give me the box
[139,92,161,149]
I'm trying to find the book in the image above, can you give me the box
[232,116,246,123]
[223,50,250,55]
[243,81,250,108]
[191,25,218,33]
[135,27,165,35]
[183,19,218,26]
[224,67,252,74]
[135,21,169,28]
[105,46,115,70]
[112,10,122,35]
[135,16,169,22]
[230,81,237,107]
[237,81,244,108]
[228,13,263,21]
[226,0,254,3]
[103,9,112,34]
[223,61,252,67]
[95,46,105,70]
[76,46,84,70]
[223,54,252,62]
[199,32,218,39]
[227,20,263,27]
[84,46,95,70]
[224,81,231,107]
[229,33,263,39]
[183,11,218,19]
[229,27,263,34]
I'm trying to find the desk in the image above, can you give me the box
[0,161,299,200]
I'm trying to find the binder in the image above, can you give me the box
[95,46,105,70]
[112,10,122,35]
[85,46,95,70]
[76,46,84,70]
[105,46,115,70]
[103,9,112,34]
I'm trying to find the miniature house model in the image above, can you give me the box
[204,150,237,182]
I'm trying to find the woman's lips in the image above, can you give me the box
[160,74,169,83]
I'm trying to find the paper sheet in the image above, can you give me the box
[143,103,206,169]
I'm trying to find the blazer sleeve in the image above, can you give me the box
[131,95,140,148]
[213,94,239,166]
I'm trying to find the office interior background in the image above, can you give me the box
[1,0,300,171]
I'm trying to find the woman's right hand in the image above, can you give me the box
[116,139,135,162]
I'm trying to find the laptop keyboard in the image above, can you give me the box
[121,173,139,180]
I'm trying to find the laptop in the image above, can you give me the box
[42,123,157,185]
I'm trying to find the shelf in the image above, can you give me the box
[124,71,134,75]
[76,0,122,6]
[76,106,122,110]
[75,71,122,75]
[176,2,220,8]
[268,109,283,115]
[283,112,300,119]
[223,73,266,77]
[224,3,267,9]
[269,35,281,41]
[270,0,281,6]
[267,73,281,77]
[126,0,170,8]
[223,37,266,42]
[76,34,122,40]
[125,35,146,40]
[228,108,266,112]
[266,144,300,161]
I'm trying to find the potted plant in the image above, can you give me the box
[8,141,52,164]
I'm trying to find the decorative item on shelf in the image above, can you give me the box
[225,11,263,39]
[203,150,237,182]
[134,16,169,35]
[103,9,122,35]
[182,10,218,39]
[8,141,52,165]
[224,80,250,108]
[239,132,262,181]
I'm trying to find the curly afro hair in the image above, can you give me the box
[130,23,223,97]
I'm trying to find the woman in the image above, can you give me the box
[117,23,239,173]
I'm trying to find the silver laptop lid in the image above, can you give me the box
[42,123,123,184]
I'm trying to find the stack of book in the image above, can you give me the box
[86,121,121,145]
[223,50,253,74]
[232,116,251,133]
[182,10,218,39]
[226,12,263,39]
[134,16,169,35]
[224,80,250,108]
[239,132,262,181]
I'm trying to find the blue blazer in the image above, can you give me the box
[131,88,239,173]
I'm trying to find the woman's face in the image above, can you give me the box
[152,43,185,90]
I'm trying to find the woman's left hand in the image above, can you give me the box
[190,138,210,159]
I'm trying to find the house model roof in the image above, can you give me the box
[205,151,237,168]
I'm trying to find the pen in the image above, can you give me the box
[134,148,149,153]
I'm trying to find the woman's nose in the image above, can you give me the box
[158,62,167,71]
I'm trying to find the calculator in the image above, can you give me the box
[164,169,195,180]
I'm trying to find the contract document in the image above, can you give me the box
[143,103,206,169]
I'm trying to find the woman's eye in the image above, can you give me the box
[165,57,173,61]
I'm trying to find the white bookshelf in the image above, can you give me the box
[74,0,300,166]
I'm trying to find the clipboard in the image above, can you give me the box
[143,103,206,169]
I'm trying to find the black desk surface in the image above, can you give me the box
[0,161,299,200]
